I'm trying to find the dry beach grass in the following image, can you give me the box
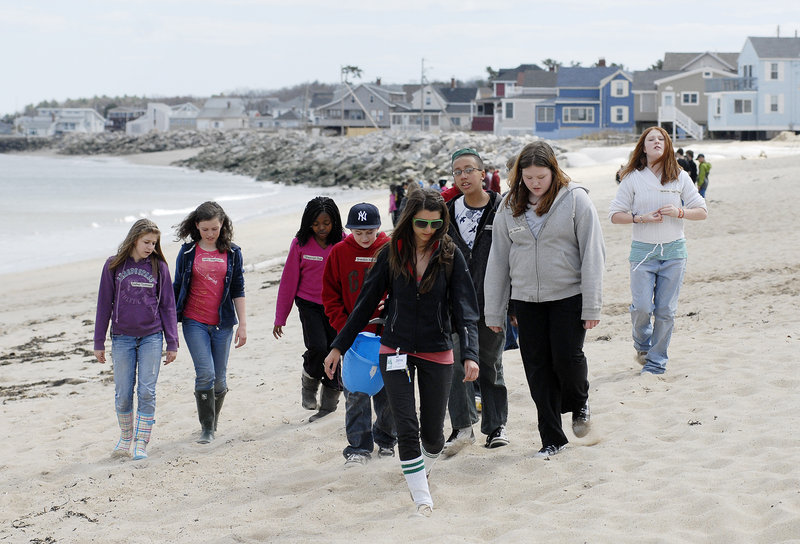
[1,142,799,543]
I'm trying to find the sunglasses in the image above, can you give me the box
[412,218,445,230]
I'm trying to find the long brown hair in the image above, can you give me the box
[109,219,166,278]
[506,141,570,217]
[381,188,453,294]
[174,201,234,252]
[619,126,681,185]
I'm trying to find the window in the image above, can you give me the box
[505,103,514,119]
[733,99,752,114]
[451,117,461,126]
[681,92,699,105]
[611,106,628,123]
[537,106,555,123]
[715,98,721,116]
[770,62,779,80]
[766,94,783,114]
[425,94,431,106]
[431,116,439,126]
[770,95,779,112]
[703,70,712,78]
[611,80,629,97]
[391,115,402,125]
[743,65,753,78]
[640,94,656,113]
[376,110,384,122]
[563,107,594,123]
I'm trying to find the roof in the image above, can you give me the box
[495,64,543,81]
[198,97,246,118]
[445,104,472,114]
[437,87,478,103]
[309,92,334,109]
[556,66,623,87]
[521,71,558,88]
[276,110,301,120]
[663,52,738,71]
[748,37,800,58]
[632,70,682,91]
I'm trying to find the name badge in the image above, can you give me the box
[303,255,324,261]
[386,353,408,371]
[130,281,154,288]
[509,226,526,235]
[354,257,375,263]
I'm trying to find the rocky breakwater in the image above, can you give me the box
[178,130,561,188]
[56,130,228,155]
[0,136,53,153]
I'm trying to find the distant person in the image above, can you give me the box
[94,219,178,460]
[389,185,399,226]
[490,169,501,193]
[696,154,711,197]
[676,148,689,173]
[443,148,509,456]
[324,189,480,518]
[684,150,698,183]
[615,164,625,184]
[397,178,419,218]
[485,141,605,459]
[273,197,345,421]
[483,169,492,191]
[174,202,247,444]
[609,127,707,375]
[427,179,441,193]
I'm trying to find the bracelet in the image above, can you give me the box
[632,213,638,224]
[678,208,685,219]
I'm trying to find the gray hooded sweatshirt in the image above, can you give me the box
[484,183,605,327]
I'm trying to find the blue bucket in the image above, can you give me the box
[342,332,384,396]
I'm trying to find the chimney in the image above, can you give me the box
[376,77,381,86]
[451,77,456,89]
[598,57,606,67]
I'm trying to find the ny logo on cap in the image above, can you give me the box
[358,211,367,222]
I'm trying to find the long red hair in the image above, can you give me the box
[619,126,681,185]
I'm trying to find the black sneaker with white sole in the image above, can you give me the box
[534,444,566,459]
[485,425,509,448]
[572,401,591,438]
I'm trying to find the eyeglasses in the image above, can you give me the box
[412,218,445,230]
[452,167,480,177]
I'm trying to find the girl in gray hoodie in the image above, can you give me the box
[484,141,605,458]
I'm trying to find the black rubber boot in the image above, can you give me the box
[214,389,227,432]
[308,385,341,422]
[194,389,216,444]
[301,371,320,411]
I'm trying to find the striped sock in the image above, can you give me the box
[421,444,440,477]
[401,456,432,507]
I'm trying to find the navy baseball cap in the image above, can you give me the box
[346,203,381,229]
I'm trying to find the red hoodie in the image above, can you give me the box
[322,231,390,333]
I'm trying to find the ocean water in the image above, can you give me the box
[0,154,380,275]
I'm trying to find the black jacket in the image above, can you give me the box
[446,191,502,312]
[330,241,480,364]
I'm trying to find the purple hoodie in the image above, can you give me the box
[94,256,179,351]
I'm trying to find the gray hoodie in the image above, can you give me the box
[484,183,605,327]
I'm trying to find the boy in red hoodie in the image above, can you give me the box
[322,203,397,467]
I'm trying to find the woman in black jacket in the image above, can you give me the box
[324,189,479,518]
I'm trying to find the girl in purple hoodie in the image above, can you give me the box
[94,219,178,460]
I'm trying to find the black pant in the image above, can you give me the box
[380,353,453,461]
[514,294,589,448]
[295,296,340,390]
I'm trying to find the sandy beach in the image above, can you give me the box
[1,141,799,543]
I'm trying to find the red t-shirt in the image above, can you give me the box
[183,246,228,325]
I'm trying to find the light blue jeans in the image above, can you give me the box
[629,258,686,374]
[111,332,163,415]
[182,318,233,392]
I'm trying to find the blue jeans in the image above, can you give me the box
[448,319,508,435]
[182,318,234,392]
[111,332,163,415]
[343,387,396,458]
[630,258,687,374]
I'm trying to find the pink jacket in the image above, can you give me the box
[274,237,338,326]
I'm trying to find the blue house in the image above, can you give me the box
[534,66,635,139]
[706,36,800,138]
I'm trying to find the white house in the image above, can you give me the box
[15,108,105,136]
[196,98,248,131]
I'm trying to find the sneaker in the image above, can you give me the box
[344,453,368,468]
[411,504,432,518]
[572,401,591,438]
[534,444,566,459]
[442,427,475,457]
[377,446,395,458]
[635,351,647,366]
[485,425,509,448]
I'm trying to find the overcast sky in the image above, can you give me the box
[2,1,799,115]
